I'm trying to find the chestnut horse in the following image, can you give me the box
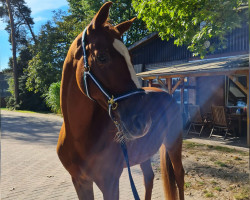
[57,2,184,200]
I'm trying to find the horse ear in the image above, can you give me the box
[92,1,113,29]
[115,17,136,36]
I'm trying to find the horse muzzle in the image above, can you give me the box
[119,113,152,140]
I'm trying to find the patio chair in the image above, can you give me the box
[187,105,205,136]
[209,106,232,139]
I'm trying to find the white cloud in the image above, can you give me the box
[33,17,47,23]
[25,0,68,14]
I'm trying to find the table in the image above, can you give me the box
[229,113,247,136]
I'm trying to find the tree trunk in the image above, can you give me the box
[6,0,19,103]
[16,3,37,44]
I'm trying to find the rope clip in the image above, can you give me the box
[108,95,118,110]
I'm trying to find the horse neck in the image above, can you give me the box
[61,64,113,141]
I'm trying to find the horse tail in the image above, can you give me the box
[160,144,177,200]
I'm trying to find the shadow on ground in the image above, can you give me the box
[183,127,248,149]
[1,113,62,146]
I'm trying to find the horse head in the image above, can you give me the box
[72,2,151,141]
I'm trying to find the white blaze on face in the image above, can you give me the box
[113,39,141,88]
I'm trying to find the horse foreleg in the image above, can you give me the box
[168,139,185,200]
[72,177,94,200]
[140,159,154,200]
[96,176,119,200]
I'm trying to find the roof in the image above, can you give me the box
[128,32,158,51]
[137,54,249,80]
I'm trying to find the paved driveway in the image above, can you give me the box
[1,110,164,200]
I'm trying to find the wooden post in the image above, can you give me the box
[181,83,184,105]
[167,78,172,94]
[148,79,153,87]
[180,80,185,129]
[172,78,184,94]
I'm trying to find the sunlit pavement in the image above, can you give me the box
[1,110,165,200]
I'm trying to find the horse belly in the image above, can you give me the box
[125,129,165,166]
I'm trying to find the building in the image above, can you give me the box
[130,23,249,145]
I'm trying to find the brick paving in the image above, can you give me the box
[3,110,246,200]
[1,110,165,200]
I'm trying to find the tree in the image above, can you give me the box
[65,0,148,46]
[14,0,36,43]
[109,0,148,46]
[0,0,36,105]
[25,19,65,94]
[5,0,18,103]
[132,0,248,57]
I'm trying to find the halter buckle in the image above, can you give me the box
[108,95,118,110]
[84,65,90,72]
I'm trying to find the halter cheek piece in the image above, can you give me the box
[82,27,145,121]
[82,27,143,200]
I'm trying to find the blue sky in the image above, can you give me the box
[0,0,69,71]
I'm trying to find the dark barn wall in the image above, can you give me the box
[211,23,249,55]
[196,76,225,115]
[130,23,249,66]
[131,37,191,65]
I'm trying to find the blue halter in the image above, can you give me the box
[82,27,141,200]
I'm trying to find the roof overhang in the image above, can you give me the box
[137,54,249,80]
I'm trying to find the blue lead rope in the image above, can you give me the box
[120,142,140,200]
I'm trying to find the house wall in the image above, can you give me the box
[188,77,196,105]
[130,23,249,66]
[196,76,225,115]
[131,37,191,65]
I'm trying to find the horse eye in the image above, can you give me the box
[97,53,107,63]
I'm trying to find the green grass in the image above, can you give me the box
[198,181,205,185]
[234,156,242,160]
[184,141,248,156]
[183,141,204,149]
[184,182,191,189]
[203,190,214,198]
[214,186,222,191]
[211,180,218,185]
[205,192,214,198]
[207,145,248,156]
[214,161,228,167]
[234,186,250,200]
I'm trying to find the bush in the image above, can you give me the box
[6,96,20,110]
[45,82,61,114]
[5,75,49,112]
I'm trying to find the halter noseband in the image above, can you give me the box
[81,27,145,121]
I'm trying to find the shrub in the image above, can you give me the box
[45,82,61,114]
